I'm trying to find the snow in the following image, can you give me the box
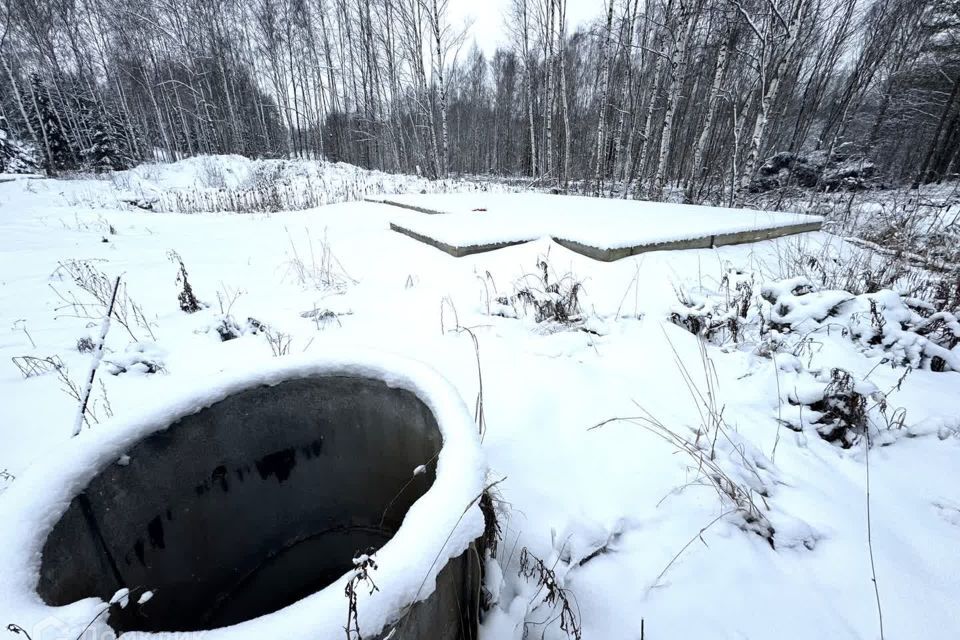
[0,173,43,182]
[0,159,958,640]
[383,192,822,250]
[110,588,131,608]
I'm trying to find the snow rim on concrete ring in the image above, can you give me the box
[0,349,488,640]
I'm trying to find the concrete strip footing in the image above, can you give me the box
[369,199,450,215]
[392,220,823,261]
[390,222,534,257]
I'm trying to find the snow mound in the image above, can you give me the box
[110,155,517,213]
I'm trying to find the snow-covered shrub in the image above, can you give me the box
[167,250,204,313]
[104,342,166,375]
[198,156,228,188]
[781,367,906,448]
[205,285,264,342]
[518,547,581,640]
[762,279,960,372]
[749,148,879,193]
[771,239,912,296]
[490,256,585,326]
[300,306,349,330]
[212,315,265,342]
[263,326,293,357]
[669,269,756,344]
[671,265,960,373]
[791,368,870,447]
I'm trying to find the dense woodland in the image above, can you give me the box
[1,0,959,203]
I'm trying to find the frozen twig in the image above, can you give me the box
[72,276,120,437]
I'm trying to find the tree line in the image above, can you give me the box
[1,0,959,203]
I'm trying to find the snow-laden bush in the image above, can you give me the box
[762,279,960,372]
[671,264,958,449]
[671,268,960,373]
[669,269,755,344]
[104,341,166,375]
[486,255,586,327]
[773,361,910,449]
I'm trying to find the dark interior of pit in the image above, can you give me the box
[37,376,464,634]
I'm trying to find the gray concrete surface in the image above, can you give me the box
[390,222,532,257]
[391,218,823,261]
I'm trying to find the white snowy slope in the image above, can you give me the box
[382,192,823,250]
[106,155,515,213]
[0,163,958,640]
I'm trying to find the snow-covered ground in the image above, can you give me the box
[379,192,822,250]
[1,165,959,640]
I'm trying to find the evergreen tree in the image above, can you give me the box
[0,115,11,172]
[0,115,38,174]
[29,74,73,173]
[88,117,120,172]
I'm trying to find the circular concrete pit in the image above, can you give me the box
[12,358,485,639]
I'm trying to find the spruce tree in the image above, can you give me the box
[89,117,120,172]
[0,115,11,173]
[30,74,72,173]
[0,115,38,174]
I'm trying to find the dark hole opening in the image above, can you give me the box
[37,376,442,633]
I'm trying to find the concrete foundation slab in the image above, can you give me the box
[379,193,824,261]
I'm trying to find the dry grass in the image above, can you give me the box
[284,228,356,293]
[49,259,156,341]
[591,337,774,544]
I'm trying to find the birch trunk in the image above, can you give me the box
[520,0,537,177]
[650,8,697,200]
[0,54,40,148]
[685,32,730,203]
[737,0,807,204]
[593,0,616,196]
[558,0,571,188]
[621,0,672,199]
[544,0,555,182]
[609,0,641,196]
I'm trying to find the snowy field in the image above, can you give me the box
[1,167,959,639]
[380,192,822,252]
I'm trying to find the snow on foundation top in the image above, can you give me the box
[385,192,823,250]
[0,350,486,640]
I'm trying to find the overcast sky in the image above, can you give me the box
[448,0,603,56]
